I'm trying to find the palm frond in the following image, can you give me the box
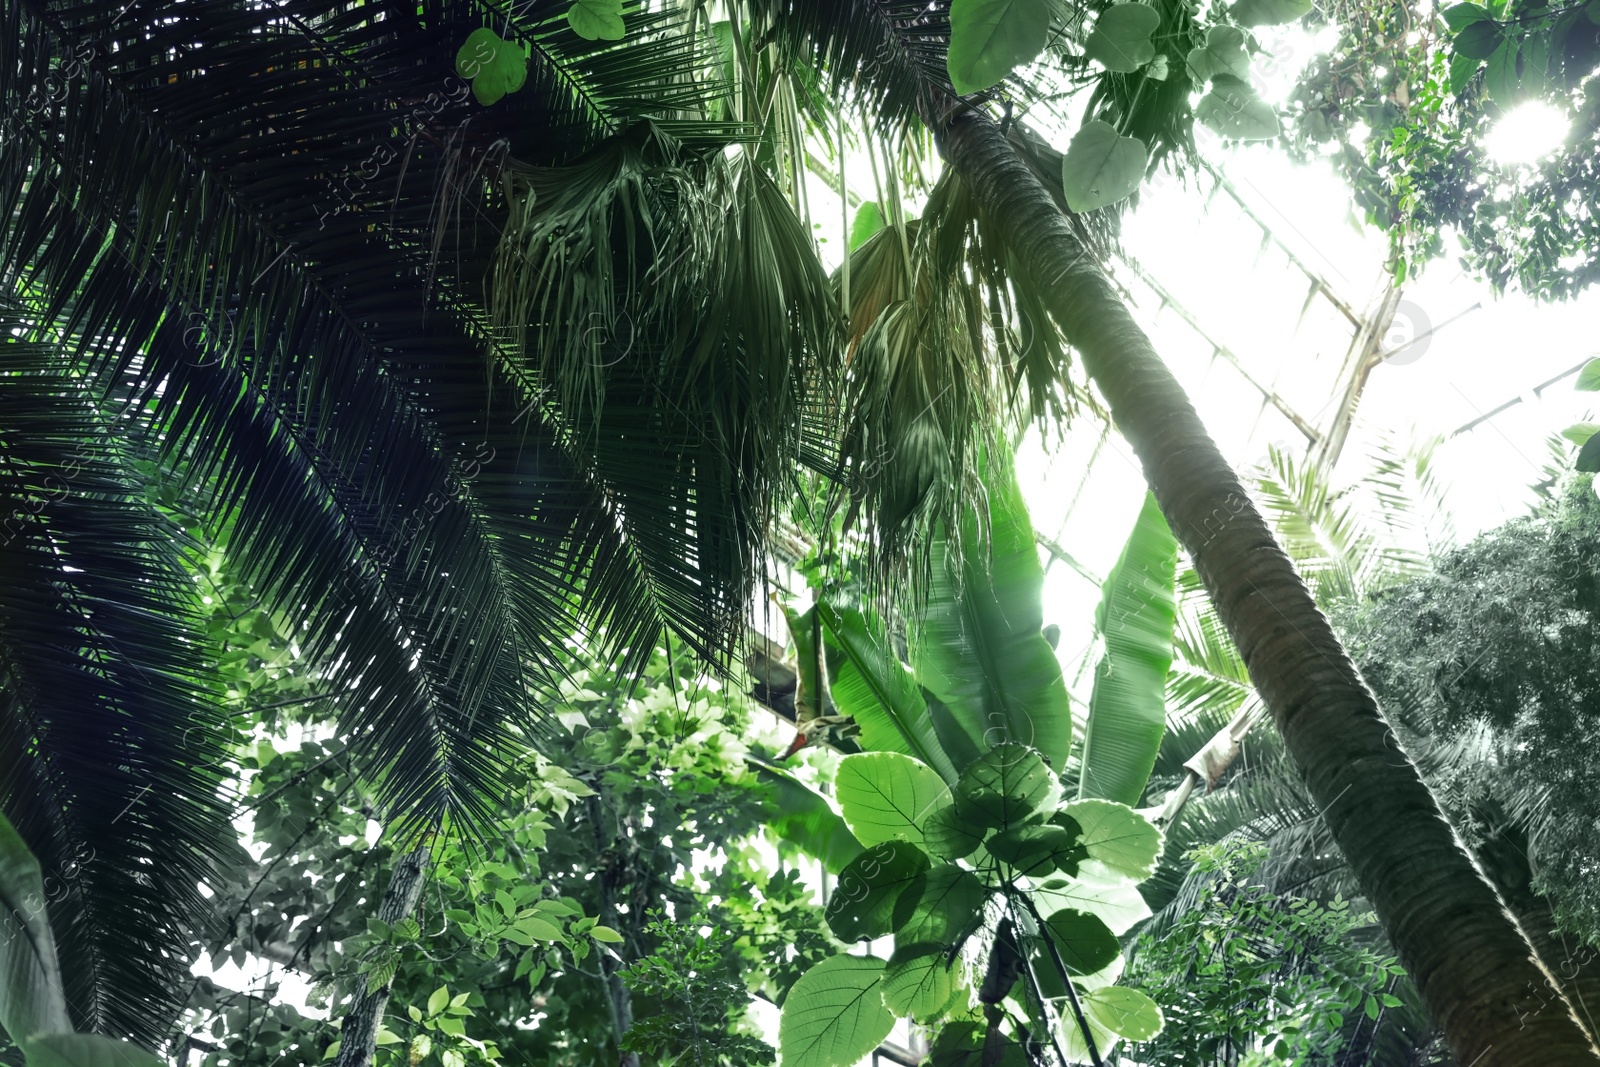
[0,334,237,1043]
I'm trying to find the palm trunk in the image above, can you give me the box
[334,847,428,1067]
[1476,823,1600,1046]
[926,101,1599,1066]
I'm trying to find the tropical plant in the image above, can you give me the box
[752,464,1178,1067]
[1125,840,1405,1067]
[0,808,167,1067]
[3,0,1588,1061]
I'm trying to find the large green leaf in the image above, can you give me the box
[1229,0,1311,23]
[1042,908,1122,976]
[913,465,1072,770]
[779,955,895,1067]
[1079,491,1178,805]
[836,753,950,847]
[1062,121,1149,213]
[883,944,961,1020]
[1186,25,1252,82]
[1083,4,1160,72]
[825,842,931,942]
[947,0,1055,94]
[820,606,957,781]
[750,759,864,875]
[1062,799,1163,880]
[0,812,71,1044]
[921,800,986,861]
[1034,873,1153,935]
[893,864,989,945]
[1083,986,1164,1040]
[848,203,887,252]
[1195,79,1281,140]
[954,743,1056,830]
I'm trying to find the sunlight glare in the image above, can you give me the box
[1486,101,1570,163]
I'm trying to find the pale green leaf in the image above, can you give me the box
[567,0,625,41]
[1229,0,1312,25]
[0,810,72,1044]
[779,956,895,1067]
[1062,799,1162,879]
[1083,986,1164,1040]
[24,1034,166,1067]
[1080,491,1177,805]
[1186,26,1252,82]
[1083,5,1160,72]
[947,0,1055,94]
[837,753,950,846]
[1063,120,1149,217]
[883,945,960,1021]
[1195,80,1281,140]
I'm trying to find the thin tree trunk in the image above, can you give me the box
[926,100,1600,1066]
[334,847,428,1067]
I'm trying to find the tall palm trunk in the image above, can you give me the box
[927,102,1599,1066]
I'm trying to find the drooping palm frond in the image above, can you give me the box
[487,125,840,657]
[0,333,238,1044]
[0,0,815,1035]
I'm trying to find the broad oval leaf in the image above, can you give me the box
[836,752,950,847]
[1229,0,1312,25]
[1453,19,1506,60]
[894,864,989,944]
[826,841,932,942]
[567,0,626,41]
[1034,873,1153,935]
[954,743,1055,829]
[1083,4,1160,73]
[1083,985,1164,1040]
[921,800,986,860]
[1062,799,1162,879]
[985,824,1086,877]
[1063,121,1149,214]
[884,944,961,1021]
[1441,1,1492,30]
[1042,908,1122,976]
[454,28,503,80]
[1080,491,1177,806]
[779,955,896,1067]
[947,0,1055,95]
[1195,81,1281,140]
[1186,25,1252,83]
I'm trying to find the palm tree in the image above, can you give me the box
[3,1,1594,1063]
[732,8,1597,1061]
[1142,443,1600,1061]
[0,0,829,1044]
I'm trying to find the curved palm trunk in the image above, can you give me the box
[927,102,1599,1066]
[1477,823,1600,1046]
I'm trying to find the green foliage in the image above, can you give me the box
[946,0,1056,94]
[1126,841,1403,1066]
[1061,121,1151,213]
[0,810,165,1067]
[1338,476,1600,942]
[1285,0,1600,294]
[620,916,776,1067]
[1081,492,1179,805]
